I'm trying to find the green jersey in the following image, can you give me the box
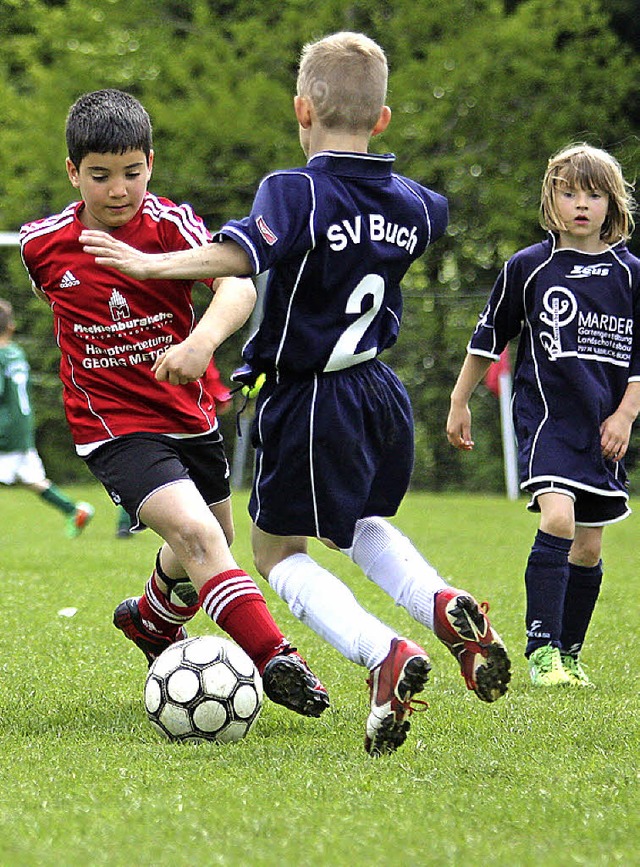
[0,342,34,452]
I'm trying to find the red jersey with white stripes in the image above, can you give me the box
[20,193,219,447]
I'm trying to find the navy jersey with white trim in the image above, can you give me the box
[469,235,640,490]
[219,151,448,375]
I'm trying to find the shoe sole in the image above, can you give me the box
[366,655,431,757]
[530,676,573,687]
[262,656,330,718]
[438,595,511,703]
[474,642,511,702]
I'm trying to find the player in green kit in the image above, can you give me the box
[0,298,94,537]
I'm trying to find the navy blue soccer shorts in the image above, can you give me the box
[86,430,230,532]
[525,480,630,526]
[248,359,414,548]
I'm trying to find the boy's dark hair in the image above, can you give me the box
[66,89,153,168]
[0,299,15,335]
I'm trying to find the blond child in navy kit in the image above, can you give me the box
[447,143,640,687]
[20,89,329,719]
[81,34,511,756]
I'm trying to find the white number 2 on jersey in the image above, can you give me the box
[324,274,384,372]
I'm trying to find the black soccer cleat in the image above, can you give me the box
[262,649,330,718]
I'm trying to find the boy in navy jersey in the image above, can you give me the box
[21,89,329,719]
[448,143,640,687]
[81,34,511,755]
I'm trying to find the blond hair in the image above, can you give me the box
[297,31,387,133]
[540,143,636,243]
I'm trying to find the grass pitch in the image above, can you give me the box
[0,485,637,866]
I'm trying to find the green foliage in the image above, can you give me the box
[0,487,637,866]
[0,0,638,486]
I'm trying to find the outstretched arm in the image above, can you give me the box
[152,277,257,385]
[446,353,493,450]
[80,231,253,281]
[599,380,640,462]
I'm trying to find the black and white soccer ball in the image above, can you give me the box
[144,635,263,743]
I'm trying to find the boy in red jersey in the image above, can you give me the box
[20,89,328,719]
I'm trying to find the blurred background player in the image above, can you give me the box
[0,298,94,538]
[447,143,640,687]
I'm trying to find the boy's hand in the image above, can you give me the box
[152,334,213,385]
[80,230,153,279]
[446,403,474,451]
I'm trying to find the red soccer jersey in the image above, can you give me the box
[20,193,221,446]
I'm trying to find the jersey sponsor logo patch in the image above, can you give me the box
[539,286,578,359]
[60,270,80,288]
[256,215,278,246]
[109,289,131,321]
[566,263,612,278]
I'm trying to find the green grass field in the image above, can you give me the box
[0,485,637,866]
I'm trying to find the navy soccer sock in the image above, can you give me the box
[560,561,603,658]
[524,530,572,657]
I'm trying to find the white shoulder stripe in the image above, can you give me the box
[220,225,261,273]
[142,194,210,248]
[20,204,77,245]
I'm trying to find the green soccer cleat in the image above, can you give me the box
[65,501,95,538]
[528,645,573,687]
[561,652,594,687]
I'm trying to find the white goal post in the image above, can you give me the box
[0,232,20,246]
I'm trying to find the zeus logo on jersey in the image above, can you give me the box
[566,263,612,278]
[328,214,419,254]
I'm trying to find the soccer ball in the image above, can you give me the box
[144,635,263,743]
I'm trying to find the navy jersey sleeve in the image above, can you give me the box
[396,177,448,248]
[218,171,314,274]
[468,251,531,358]
[624,251,640,381]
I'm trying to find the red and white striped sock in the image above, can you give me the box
[198,569,288,673]
[137,570,199,637]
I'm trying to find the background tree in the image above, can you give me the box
[0,0,637,488]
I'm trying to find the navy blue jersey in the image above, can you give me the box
[469,234,640,497]
[218,151,448,375]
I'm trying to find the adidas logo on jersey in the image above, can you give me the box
[60,270,80,288]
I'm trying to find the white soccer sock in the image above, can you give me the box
[267,553,396,669]
[344,516,448,631]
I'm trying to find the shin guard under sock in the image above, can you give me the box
[138,570,199,637]
[560,561,603,657]
[268,553,397,669]
[346,516,447,630]
[198,570,287,674]
[524,530,571,657]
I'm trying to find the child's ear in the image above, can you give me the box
[147,149,154,177]
[371,105,391,137]
[66,157,81,188]
[294,95,313,129]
